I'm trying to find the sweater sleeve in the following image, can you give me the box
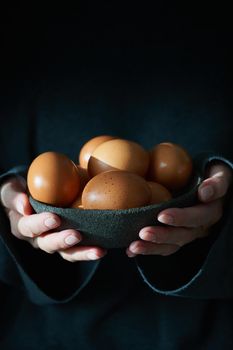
[0,167,100,305]
[135,154,233,299]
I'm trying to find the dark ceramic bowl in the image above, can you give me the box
[29,154,210,249]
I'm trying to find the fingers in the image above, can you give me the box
[59,246,107,262]
[198,163,232,202]
[31,229,82,253]
[139,225,208,246]
[9,209,106,260]
[127,240,180,257]
[126,224,209,257]
[158,165,230,227]
[126,163,232,258]
[17,212,61,237]
[1,178,108,262]
[7,209,61,238]
[157,199,223,228]
[9,209,107,261]
[33,234,107,261]
[0,177,33,215]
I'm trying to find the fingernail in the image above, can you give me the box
[87,252,100,260]
[200,185,214,201]
[127,250,137,258]
[44,217,58,228]
[65,235,80,246]
[129,242,140,253]
[157,214,174,225]
[139,230,153,241]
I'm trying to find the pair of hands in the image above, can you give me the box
[0,163,232,262]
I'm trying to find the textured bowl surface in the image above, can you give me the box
[29,158,206,249]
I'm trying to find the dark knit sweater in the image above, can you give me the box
[1,6,233,349]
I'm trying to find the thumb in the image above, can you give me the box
[0,176,33,216]
[198,163,232,203]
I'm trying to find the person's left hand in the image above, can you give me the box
[126,163,232,257]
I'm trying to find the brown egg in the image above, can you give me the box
[148,142,193,191]
[79,135,115,168]
[69,166,90,208]
[88,139,149,178]
[82,170,151,210]
[76,165,90,191]
[147,181,172,205]
[27,152,81,207]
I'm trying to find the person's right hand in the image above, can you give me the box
[0,177,107,261]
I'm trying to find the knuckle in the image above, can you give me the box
[39,244,55,254]
[18,219,33,237]
[43,245,55,254]
[44,232,76,252]
[36,237,55,254]
[18,214,47,237]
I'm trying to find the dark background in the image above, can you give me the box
[0,3,232,170]
[1,3,232,91]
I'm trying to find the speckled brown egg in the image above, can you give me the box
[147,181,172,204]
[88,139,149,178]
[148,142,193,191]
[82,170,151,210]
[79,135,115,168]
[27,152,81,207]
